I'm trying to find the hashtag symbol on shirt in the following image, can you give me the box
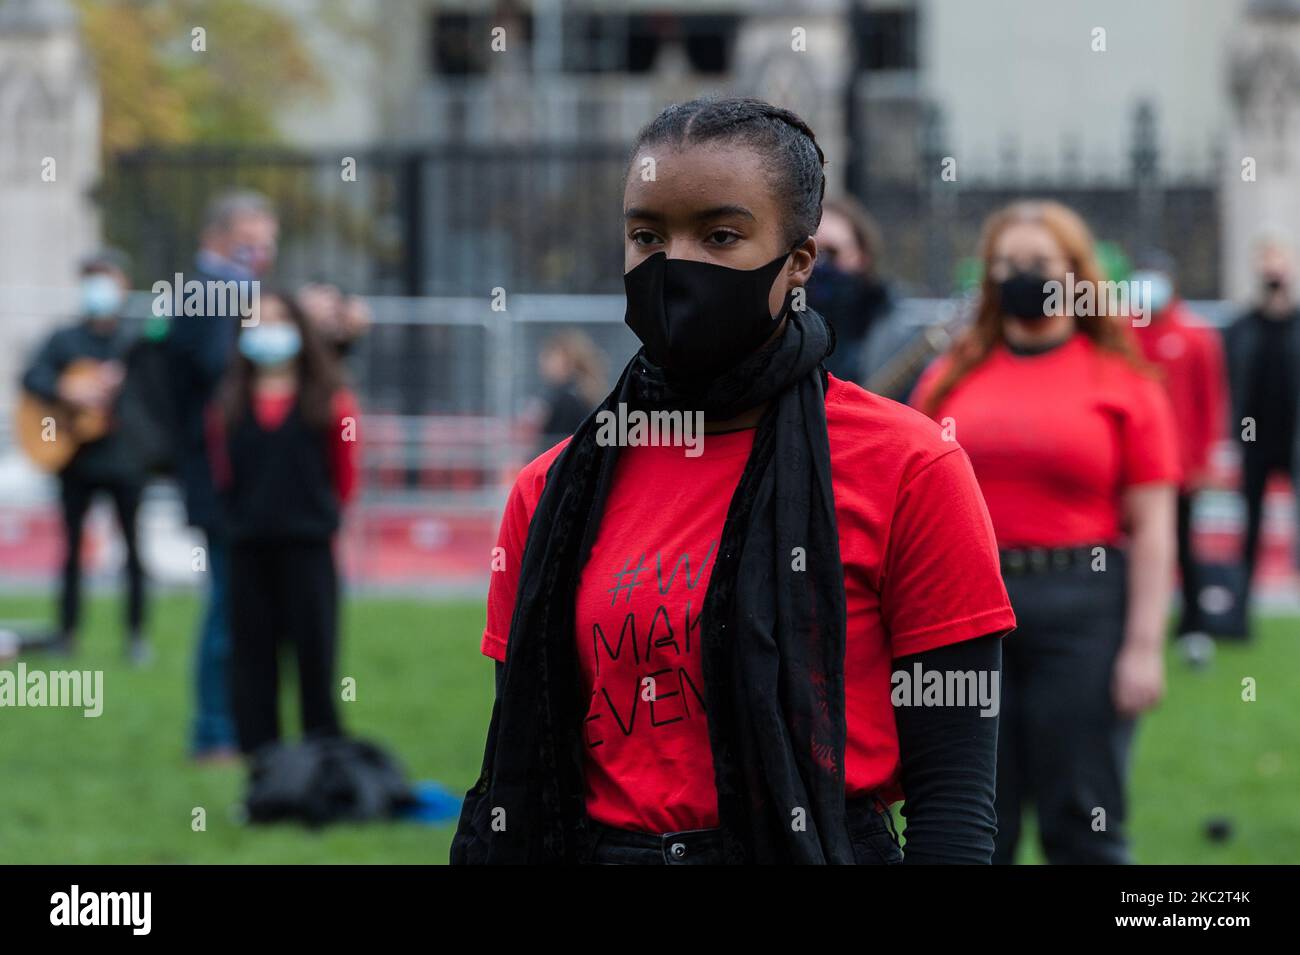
[608,553,646,605]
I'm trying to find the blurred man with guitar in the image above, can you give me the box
[19,252,150,664]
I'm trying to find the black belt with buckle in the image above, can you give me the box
[999,544,1101,576]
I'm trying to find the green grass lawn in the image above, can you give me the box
[0,592,1296,864]
[0,593,490,864]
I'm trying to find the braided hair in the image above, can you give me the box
[627,97,828,248]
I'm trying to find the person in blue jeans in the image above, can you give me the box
[167,190,279,761]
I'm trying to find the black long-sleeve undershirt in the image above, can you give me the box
[892,632,1001,864]
[491,631,1001,864]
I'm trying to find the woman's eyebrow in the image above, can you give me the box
[624,204,756,222]
[624,207,662,221]
[694,204,755,222]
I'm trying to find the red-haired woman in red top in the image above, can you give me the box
[913,200,1180,864]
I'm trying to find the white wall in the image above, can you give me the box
[923,0,1245,180]
[270,0,426,147]
[0,14,101,415]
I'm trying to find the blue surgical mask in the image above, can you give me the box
[1133,270,1174,315]
[239,323,301,366]
[230,243,274,277]
[81,274,124,319]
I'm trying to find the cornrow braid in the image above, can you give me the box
[628,96,827,248]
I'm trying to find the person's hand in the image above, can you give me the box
[1112,644,1165,718]
[98,361,125,392]
[58,363,121,410]
[339,294,372,341]
[57,376,101,409]
[297,283,344,335]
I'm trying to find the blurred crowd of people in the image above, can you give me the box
[18,177,1297,859]
[518,194,1297,863]
[20,190,369,765]
[534,194,1295,643]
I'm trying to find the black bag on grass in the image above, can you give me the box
[244,737,414,827]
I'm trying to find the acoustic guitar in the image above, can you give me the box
[14,359,118,473]
[863,294,976,399]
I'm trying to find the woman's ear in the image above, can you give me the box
[790,235,818,287]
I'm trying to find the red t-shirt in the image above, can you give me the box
[911,335,1181,548]
[1132,302,1228,486]
[482,375,1015,834]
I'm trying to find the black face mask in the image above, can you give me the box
[623,249,794,381]
[807,261,878,332]
[997,270,1054,322]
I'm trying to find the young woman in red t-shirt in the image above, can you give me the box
[453,98,1016,865]
[913,200,1180,864]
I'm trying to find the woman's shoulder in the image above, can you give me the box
[509,436,572,513]
[825,374,963,486]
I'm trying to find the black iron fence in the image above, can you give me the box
[101,144,631,299]
[99,137,1222,424]
[103,132,1220,305]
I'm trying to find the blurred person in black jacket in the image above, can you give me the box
[167,189,278,762]
[530,330,607,456]
[806,196,895,384]
[1225,232,1300,599]
[21,251,150,664]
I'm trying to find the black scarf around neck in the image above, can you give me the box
[451,308,853,864]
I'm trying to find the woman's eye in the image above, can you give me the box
[630,230,660,246]
[706,230,740,246]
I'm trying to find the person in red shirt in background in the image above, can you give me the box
[1130,252,1228,657]
[913,201,1180,865]
[454,97,1015,865]
[208,291,360,755]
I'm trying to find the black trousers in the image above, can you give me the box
[58,472,145,639]
[585,796,902,865]
[230,539,342,754]
[1240,440,1293,588]
[1175,492,1202,635]
[994,553,1134,865]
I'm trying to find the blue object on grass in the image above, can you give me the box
[398,781,463,825]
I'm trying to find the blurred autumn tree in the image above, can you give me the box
[79,0,401,288]
[76,0,324,152]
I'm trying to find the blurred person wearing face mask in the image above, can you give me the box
[1130,253,1229,648]
[912,201,1180,864]
[207,292,358,755]
[806,196,894,384]
[167,189,279,762]
[21,252,150,664]
[1225,233,1300,602]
